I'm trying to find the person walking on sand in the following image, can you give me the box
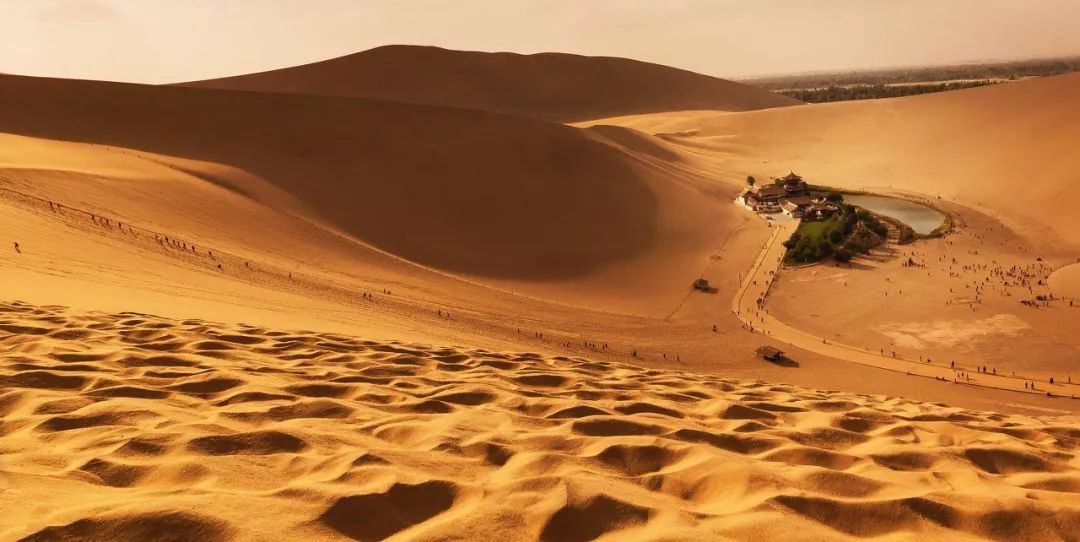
[13,242,20,253]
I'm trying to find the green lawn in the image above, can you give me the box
[797,218,842,239]
[785,216,847,264]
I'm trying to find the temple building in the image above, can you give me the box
[738,184,786,212]
[780,195,814,217]
[739,172,836,219]
[739,171,811,214]
[778,171,808,195]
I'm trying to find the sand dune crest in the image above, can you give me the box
[180,45,799,121]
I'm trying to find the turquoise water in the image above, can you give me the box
[844,195,945,235]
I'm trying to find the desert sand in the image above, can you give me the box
[583,72,1080,252]
[1050,263,1080,300]
[4,302,1080,541]
[583,71,1080,396]
[180,45,801,122]
[3,48,1080,540]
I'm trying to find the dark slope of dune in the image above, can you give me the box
[0,73,663,279]
[180,45,800,121]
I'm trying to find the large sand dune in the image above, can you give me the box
[1050,263,1080,300]
[4,301,1080,541]
[181,45,800,122]
[0,73,725,291]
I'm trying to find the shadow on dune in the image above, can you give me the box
[180,45,801,122]
[319,481,456,541]
[766,356,800,368]
[0,75,659,280]
[586,125,684,162]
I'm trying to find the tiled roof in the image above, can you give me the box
[754,185,786,197]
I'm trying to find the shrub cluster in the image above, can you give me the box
[784,204,889,265]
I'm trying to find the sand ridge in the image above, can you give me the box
[3,301,1080,541]
[0,72,747,315]
[1049,263,1080,300]
[179,45,800,122]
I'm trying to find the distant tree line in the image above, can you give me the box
[742,55,1080,91]
[778,81,999,103]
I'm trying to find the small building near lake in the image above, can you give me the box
[739,184,787,213]
[803,202,841,221]
[780,195,814,217]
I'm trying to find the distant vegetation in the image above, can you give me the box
[744,56,1080,103]
[778,81,998,103]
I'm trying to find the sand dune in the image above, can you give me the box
[180,45,800,122]
[2,69,1077,394]
[0,70,759,318]
[579,72,1080,381]
[5,48,1080,541]
[0,73,715,287]
[1050,263,1080,300]
[583,72,1080,252]
[4,301,1080,541]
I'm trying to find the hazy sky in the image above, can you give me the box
[4,0,1080,82]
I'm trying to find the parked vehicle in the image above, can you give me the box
[756,345,784,362]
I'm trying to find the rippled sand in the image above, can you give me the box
[3,301,1080,541]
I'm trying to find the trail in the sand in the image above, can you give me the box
[733,215,1080,398]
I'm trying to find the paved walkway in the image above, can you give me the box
[732,217,1078,399]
